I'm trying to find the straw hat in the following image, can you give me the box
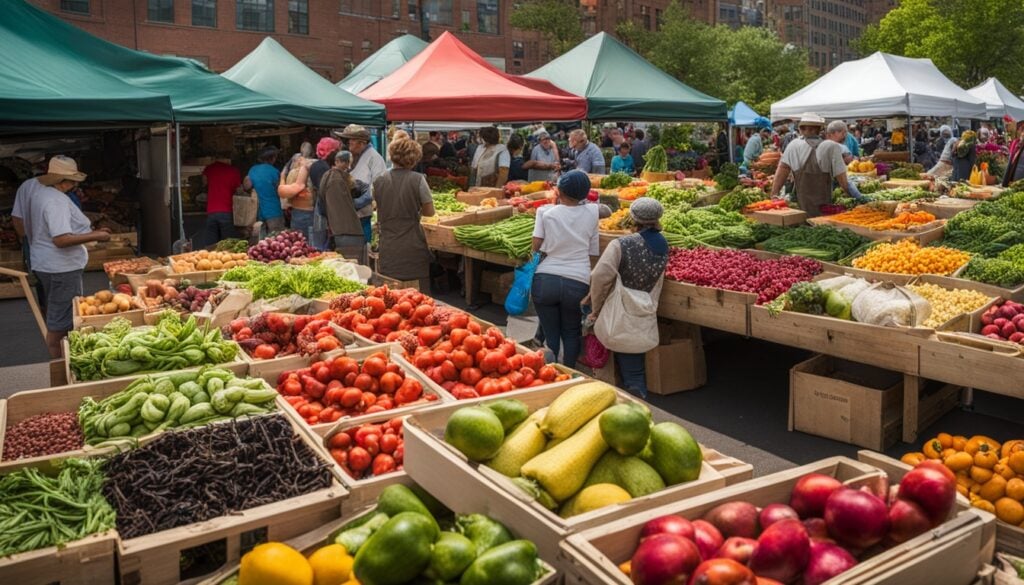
[338,124,371,141]
[38,155,86,186]
[797,113,826,128]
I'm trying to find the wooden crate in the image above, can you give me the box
[0,278,27,299]
[809,216,947,244]
[403,383,729,567]
[423,205,513,251]
[62,336,247,386]
[247,344,452,439]
[71,296,146,330]
[561,453,995,585]
[657,278,754,336]
[919,334,1024,401]
[195,492,559,585]
[910,275,1003,333]
[456,187,505,205]
[750,208,809,226]
[84,245,136,271]
[0,367,271,474]
[920,198,980,220]
[0,530,118,585]
[750,304,922,374]
[116,413,348,585]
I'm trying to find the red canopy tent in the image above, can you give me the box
[359,32,587,122]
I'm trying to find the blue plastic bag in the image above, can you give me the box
[504,252,541,316]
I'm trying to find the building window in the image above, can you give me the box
[148,0,174,22]
[60,0,90,14]
[288,0,308,34]
[339,1,375,16]
[461,9,471,30]
[237,0,274,31]
[408,1,418,19]
[478,0,499,34]
[192,0,216,27]
[512,40,524,59]
[423,0,452,25]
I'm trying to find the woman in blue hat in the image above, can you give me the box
[530,170,600,368]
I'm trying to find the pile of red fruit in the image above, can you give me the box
[980,300,1024,344]
[327,417,405,480]
[247,230,318,262]
[664,248,822,305]
[225,311,342,359]
[626,463,957,585]
[276,352,435,426]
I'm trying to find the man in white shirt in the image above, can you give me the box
[340,124,387,243]
[771,115,860,216]
[12,156,111,357]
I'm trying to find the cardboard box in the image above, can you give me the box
[789,354,904,450]
[480,269,514,295]
[561,452,995,585]
[456,187,505,205]
[751,208,808,226]
[646,321,705,394]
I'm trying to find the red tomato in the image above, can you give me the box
[349,447,371,471]
[330,448,347,467]
[428,367,445,386]
[314,365,331,384]
[379,312,402,330]
[507,371,526,388]
[519,367,536,386]
[363,435,380,457]
[449,313,470,330]
[329,432,352,450]
[344,372,358,387]
[480,351,507,374]
[372,454,396,476]
[449,328,470,348]
[522,351,545,372]
[354,374,374,392]
[413,304,434,323]
[365,405,387,414]
[317,336,341,352]
[355,323,375,339]
[323,387,344,406]
[414,353,434,370]
[500,342,517,358]
[395,301,413,318]
[496,378,513,394]
[460,367,483,386]
[281,378,302,396]
[466,321,481,334]
[361,357,387,378]
[253,344,277,359]
[235,327,253,341]
[440,360,458,382]
[385,362,402,375]
[362,392,377,407]
[484,335,499,350]
[301,375,326,399]
[395,379,423,404]
[478,379,500,396]
[376,397,394,410]
[485,327,505,343]
[431,350,448,366]
[380,433,400,454]
[475,349,489,366]
[508,354,523,370]
[379,371,403,394]
[450,350,473,370]
[389,418,404,432]
[394,444,404,464]
[366,297,386,318]
[538,365,557,382]
[463,335,484,355]
[318,407,336,423]
[331,356,359,379]
[340,388,363,408]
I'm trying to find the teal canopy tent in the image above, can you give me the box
[528,32,726,122]
[224,37,385,127]
[338,35,429,95]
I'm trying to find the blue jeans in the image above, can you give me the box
[290,209,314,241]
[616,352,648,398]
[204,212,235,247]
[361,216,372,243]
[531,273,588,368]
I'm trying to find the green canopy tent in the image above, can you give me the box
[0,2,173,124]
[223,37,386,127]
[528,32,726,122]
[338,35,428,95]
[8,0,360,126]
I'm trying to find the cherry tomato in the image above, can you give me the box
[538,365,557,382]
[372,454,396,476]
[380,433,400,454]
[330,448,347,467]
[328,432,352,450]
[253,344,277,359]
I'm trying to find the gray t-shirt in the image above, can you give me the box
[781,137,847,177]
[573,142,606,174]
[22,181,92,273]
[528,144,558,182]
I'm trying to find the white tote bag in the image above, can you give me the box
[594,275,660,354]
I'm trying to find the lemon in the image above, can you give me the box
[239,542,313,585]
[308,544,354,585]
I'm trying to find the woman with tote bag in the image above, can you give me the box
[589,198,669,398]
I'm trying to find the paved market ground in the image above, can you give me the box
[3,270,1024,476]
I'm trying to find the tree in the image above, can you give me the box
[857,0,1024,92]
[509,0,584,60]
[624,2,816,114]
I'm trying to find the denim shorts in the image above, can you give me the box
[36,270,83,332]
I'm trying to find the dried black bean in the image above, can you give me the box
[102,414,332,539]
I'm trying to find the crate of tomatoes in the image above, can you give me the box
[322,414,418,511]
[249,344,451,438]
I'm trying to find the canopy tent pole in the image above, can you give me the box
[175,122,185,248]
[908,114,914,163]
[727,122,734,166]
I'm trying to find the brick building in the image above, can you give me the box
[31,0,714,81]
[866,0,896,23]
[767,0,868,72]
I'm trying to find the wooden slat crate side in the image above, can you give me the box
[0,531,118,585]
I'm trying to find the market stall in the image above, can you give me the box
[967,77,1024,121]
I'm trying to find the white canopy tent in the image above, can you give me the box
[771,52,987,121]
[967,77,1024,121]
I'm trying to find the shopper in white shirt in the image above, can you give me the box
[531,170,600,368]
[340,124,386,243]
[12,156,110,357]
[470,127,510,187]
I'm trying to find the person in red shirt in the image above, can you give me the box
[202,157,242,246]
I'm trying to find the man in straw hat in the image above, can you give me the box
[11,156,112,357]
[770,113,860,217]
[338,124,386,243]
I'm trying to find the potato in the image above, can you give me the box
[115,297,131,311]
[95,290,113,303]
[85,295,98,305]
[196,259,213,271]
[223,260,236,269]
[101,302,118,315]
[211,259,223,270]
[78,302,89,315]
[86,305,99,316]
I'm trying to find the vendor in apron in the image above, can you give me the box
[771,114,861,217]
